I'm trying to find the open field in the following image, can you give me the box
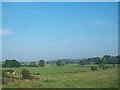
[2,64,118,88]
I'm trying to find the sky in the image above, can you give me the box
[2,2,118,61]
[2,0,120,2]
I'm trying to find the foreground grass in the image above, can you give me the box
[2,64,118,88]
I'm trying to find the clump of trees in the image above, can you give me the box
[21,69,31,79]
[38,60,45,67]
[98,55,115,69]
[79,60,86,66]
[80,55,118,65]
[2,59,21,67]
[56,60,64,66]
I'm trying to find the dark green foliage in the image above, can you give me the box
[56,60,64,66]
[21,69,31,79]
[102,55,118,64]
[78,55,118,65]
[87,57,101,64]
[2,59,21,67]
[91,66,97,71]
[26,64,38,67]
[79,60,86,66]
[38,60,45,67]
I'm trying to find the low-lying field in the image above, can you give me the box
[2,64,118,88]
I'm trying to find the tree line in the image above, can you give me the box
[2,60,45,68]
[2,55,119,68]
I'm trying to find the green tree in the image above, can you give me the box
[103,55,111,64]
[38,60,45,67]
[56,60,64,66]
[2,59,21,67]
[79,60,85,66]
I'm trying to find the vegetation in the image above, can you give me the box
[21,69,31,79]
[1,55,119,88]
[56,60,64,66]
[79,60,86,66]
[38,60,45,67]
[2,64,118,88]
[2,59,21,67]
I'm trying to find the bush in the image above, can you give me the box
[91,66,97,71]
[21,69,31,79]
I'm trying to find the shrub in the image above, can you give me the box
[21,69,31,79]
[91,66,97,71]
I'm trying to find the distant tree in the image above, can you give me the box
[21,69,31,79]
[46,62,49,64]
[103,55,112,64]
[56,60,64,66]
[38,60,45,67]
[2,59,21,67]
[79,60,86,66]
[28,62,37,67]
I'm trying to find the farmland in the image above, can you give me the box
[2,64,118,88]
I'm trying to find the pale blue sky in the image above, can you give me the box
[2,2,118,61]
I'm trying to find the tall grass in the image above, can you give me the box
[2,64,118,88]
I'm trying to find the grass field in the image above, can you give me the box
[2,64,118,88]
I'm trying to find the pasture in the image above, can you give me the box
[2,64,118,88]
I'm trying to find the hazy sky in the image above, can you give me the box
[2,2,118,61]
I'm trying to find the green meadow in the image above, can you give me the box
[2,64,118,88]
